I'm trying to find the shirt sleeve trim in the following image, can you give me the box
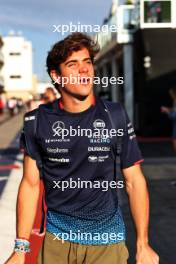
[134,159,144,165]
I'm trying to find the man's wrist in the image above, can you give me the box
[14,238,30,253]
[137,238,149,247]
[14,251,26,256]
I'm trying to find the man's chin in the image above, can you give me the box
[76,89,93,100]
[71,91,91,101]
[74,94,89,101]
[62,85,93,100]
[61,87,92,101]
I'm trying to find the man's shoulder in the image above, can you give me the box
[24,108,38,121]
[24,100,57,119]
[38,100,57,113]
[100,98,124,112]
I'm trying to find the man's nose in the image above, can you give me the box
[78,63,89,73]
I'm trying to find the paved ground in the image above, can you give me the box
[0,112,9,124]
[0,113,24,264]
[0,152,23,264]
[0,111,24,198]
[0,110,24,150]
[122,164,176,264]
[0,113,176,264]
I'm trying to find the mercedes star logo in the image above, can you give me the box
[52,121,65,136]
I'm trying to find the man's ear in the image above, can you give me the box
[50,70,61,84]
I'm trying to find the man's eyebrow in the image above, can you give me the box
[65,60,77,65]
[64,57,91,65]
[83,57,91,61]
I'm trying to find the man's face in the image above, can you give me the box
[58,48,94,97]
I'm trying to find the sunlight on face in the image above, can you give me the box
[59,48,94,97]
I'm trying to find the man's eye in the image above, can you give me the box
[68,63,76,67]
[86,60,92,64]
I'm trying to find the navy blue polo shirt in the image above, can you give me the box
[20,97,143,245]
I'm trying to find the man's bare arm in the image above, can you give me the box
[17,154,40,238]
[5,154,40,264]
[123,164,159,264]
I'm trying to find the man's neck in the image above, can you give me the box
[59,92,95,113]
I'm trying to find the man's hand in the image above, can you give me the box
[123,165,159,264]
[136,242,159,264]
[4,252,25,264]
[161,106,171,114]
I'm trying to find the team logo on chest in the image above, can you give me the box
[52,121,65,136]
[93,119,105,130]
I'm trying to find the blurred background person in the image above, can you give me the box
[27,94,43,112]
[161,87,176,152]
[43,87,57,103]
[0,94,5,114]
[0,92,7,115]
[7,97,18,116]
[16,98,24,112]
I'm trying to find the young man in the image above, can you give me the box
[6,33,159,264]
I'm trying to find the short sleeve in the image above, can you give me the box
[19,110,41,161]
[168,111,176,120]
[120,110,144,169]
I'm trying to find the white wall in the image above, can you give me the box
[2,35,33,92]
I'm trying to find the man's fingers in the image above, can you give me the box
[154,255,159,264]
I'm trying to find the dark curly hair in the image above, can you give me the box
[46,32,100,90]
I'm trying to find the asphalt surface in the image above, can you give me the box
[0,111,24,197]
